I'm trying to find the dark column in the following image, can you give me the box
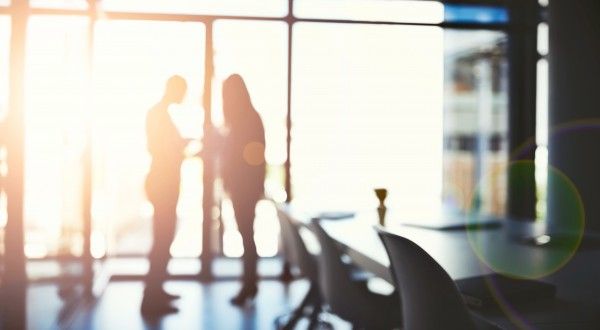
[547,0,600,232]
[284,0,293,203]
[0,284,26,330]
[280,0,294,281]
[4,0,28,284]
[200,21,215,281]
[81,0,97,297]
[506,0,539,220]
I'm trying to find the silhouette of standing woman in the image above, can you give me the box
[142,75,188,315]
[220,74,266,305]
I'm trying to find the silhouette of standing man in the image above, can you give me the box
[142,75,188,315]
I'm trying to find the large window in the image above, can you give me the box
[535,13,549,219]
[24,16,88,258]
[212,20,288,257]
[293,0,444,24]
[291,23,444,216]
[442,30,509,217]
[29,0,87,9]
[101,0,288,17]
[290,24,508,219]
[0,16,8,120]
[2,0,518,279]
[92,20,205,258]
[0,16,10,259]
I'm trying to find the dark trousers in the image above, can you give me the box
[145,182,179,294]
[232,195,259,287]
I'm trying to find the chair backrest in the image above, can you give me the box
[377,228,477,330]
[309,219,366,318]
[277,208,319,282]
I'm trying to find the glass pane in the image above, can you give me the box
[0,16,10,259]
[29,0,87,9]
[536,60,549,147]
[535,59,549,219]
[101,0,287,18]
[291,23,444,216]
[443,30,508,217]
[212,19,287,257]
[294,0,444,24]
[538,23,549,56]
[0,16,9,120]
[92,20,205,258]
[444,4,509,24]
[24,16,89,258]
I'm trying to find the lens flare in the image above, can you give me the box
[462,116,595,329]
[467,160,584,279]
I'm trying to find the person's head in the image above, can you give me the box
[163,75,187,104]
[222,74,253,128]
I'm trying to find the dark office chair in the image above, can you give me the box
[276,209,327,329]
[310,219,401,329]
[377,228,499,330]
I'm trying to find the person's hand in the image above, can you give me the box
[183,139,203,158]
[201,127,224,157]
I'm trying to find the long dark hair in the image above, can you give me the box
[222,74,256,130]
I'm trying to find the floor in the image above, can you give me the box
[23,280,350,330]
[80,280,349,330]
[4,258,353,330]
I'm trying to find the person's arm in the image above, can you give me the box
[174,128,189,151]
[198,127,224,158]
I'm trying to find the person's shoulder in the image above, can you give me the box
[254,112,265,137]
[252,110,265,128]
[147,103,164,120]
[148,102,163,114]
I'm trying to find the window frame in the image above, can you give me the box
[3,0,535,287]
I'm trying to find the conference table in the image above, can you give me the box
[279,203,600,330]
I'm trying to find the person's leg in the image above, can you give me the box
[144,182,179,296]
[235,197,258,288]
[146,202,177,293]
[142,192,179,315]
[230,196,259,305]
[141,203,178,316]
[146,200,161,292]
[141,175,181,315]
